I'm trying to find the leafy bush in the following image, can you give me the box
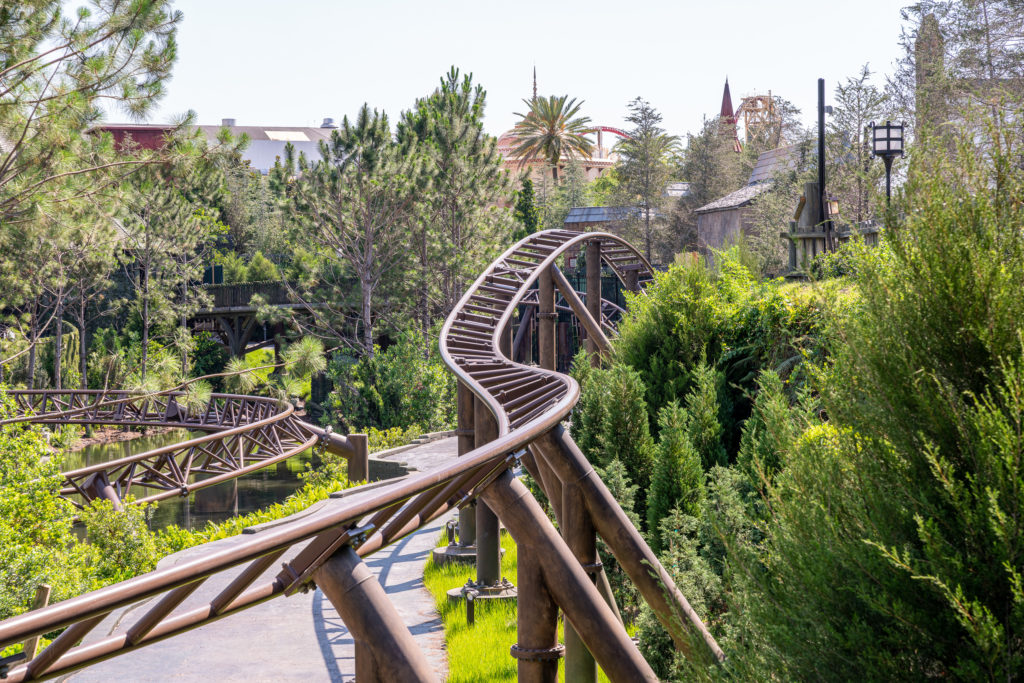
[613,251,831,455]
[79,500,160,583]
[727,118,1024,679]
[570,360,655,520]
[0,389,89,621]
[326,330,455,433]
[366,424,422,452]
[246,251,280,282]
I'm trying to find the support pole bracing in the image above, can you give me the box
[475,396,501,588]
[624,269,639,293]
[538,267,556,371]
[551,267,611,357]
[457,382,476,547]
[585,240,602,367]
[537,425,726,664]
[514,547,561,682]
[480,470,658,682]
[313,545,440,683]
[563,482,598,682]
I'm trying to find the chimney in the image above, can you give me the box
[221,118,236,127]
[321,117,337,128]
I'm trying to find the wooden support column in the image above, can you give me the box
[585,240,602,367]
[513,547,561,682]
[314,545,440,682]
[538,267,556,371]
[474,397,503,588]
[457,382,476,547]
[563,483,598,683]
[624,268,640,293]
[536,425,726,664]
[480,470,658,682]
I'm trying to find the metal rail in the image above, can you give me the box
[7,390,363,507]
[0,230,720,683]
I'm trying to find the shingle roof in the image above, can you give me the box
[563,206,636,223]
[694,183,771,213]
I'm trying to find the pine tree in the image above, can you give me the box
[683,361,728,469]
[647,401,705,551]
[512,177,540,241]
[615,98,680,262]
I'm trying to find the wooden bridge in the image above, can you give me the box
[0,229,723,682]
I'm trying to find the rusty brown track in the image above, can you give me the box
[5,390,355,507]
[0,229,722,682]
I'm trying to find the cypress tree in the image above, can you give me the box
[647,401,704,551]
[512,177,540,241]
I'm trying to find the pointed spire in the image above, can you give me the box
[720,77,735,123]
[532,65,537,102]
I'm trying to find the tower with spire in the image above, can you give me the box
[718,78,742,152]
[532,65,537,102]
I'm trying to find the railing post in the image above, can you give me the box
[538,266,556,371]
[21,585,51,661]
[585,240,602,368]
[348,433,369,483]
[313,545,439,682]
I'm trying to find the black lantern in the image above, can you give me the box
[871,120,904,203]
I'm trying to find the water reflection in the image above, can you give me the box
[66,429,315,531]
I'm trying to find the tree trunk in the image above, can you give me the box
[361,279,373,358]
[141,265,150,381]
[78,296,88,390]
[419,224,429,358]
[27,299,38,389]
[53,289,64,390]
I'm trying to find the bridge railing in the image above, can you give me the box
[201,281,295,310]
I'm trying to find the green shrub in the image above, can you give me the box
[79,499,160,584]
[246,251,280,281]
[728,116,1024,680]
[647,402,704,552]
[0,388,88,621]
[327,330,455,433]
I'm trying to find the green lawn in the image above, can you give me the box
[422,530,616,682]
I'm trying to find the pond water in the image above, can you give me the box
[66,429,316,531]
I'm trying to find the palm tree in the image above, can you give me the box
[511,95,594,181]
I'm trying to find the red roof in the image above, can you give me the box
[720,79,736,123]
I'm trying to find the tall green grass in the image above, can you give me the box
[422,530,616,682]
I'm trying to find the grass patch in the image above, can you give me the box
[423,528,617,682]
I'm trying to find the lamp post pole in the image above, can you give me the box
[871,120,904,209]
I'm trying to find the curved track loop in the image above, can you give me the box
[8,390,321,507]
[441,228,652,434]
[0,230,720,683]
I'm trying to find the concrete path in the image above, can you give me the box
[66,437,458,682]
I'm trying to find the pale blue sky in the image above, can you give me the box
[130,0,911,139]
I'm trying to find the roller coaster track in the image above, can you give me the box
[0,229,722,682]
[5,390,359,509]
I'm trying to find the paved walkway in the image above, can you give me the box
[66,437,458,682]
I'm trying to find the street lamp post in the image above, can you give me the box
[871,120,904,204]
